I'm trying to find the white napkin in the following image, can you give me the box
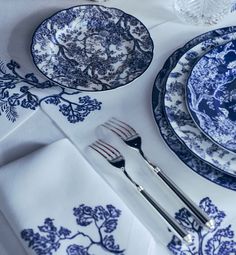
[0,139,167,255]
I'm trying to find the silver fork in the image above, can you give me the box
[90,139,193,244]
[102,118,215,230]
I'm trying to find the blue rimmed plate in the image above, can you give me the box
[163,32,236,177]
[186,40,236,154]
[31,5,153,91]
[152,26,236,191]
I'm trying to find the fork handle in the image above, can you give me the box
[138,186,192,244]
[140,150,214,229]
[152,166,214,230]
[123,170,192,243]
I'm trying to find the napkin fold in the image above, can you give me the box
[0,139,166,255]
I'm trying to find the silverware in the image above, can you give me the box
[102,118,215,230]
[90,139,193,244]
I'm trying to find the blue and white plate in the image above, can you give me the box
[31,5,153,91]
[152,26,236,191]
[186,40,236,154]
[163,32,236,177]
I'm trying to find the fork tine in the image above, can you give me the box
[91,142,115,160]
[111,117,137,135]
[102,122,129,139]
[89,144,111,160]
[109,119,133,137]
[97,140,121,157]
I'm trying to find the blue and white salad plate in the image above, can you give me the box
[163,32,236,177]
[186,40,236,154]
[31,5,153,91]
[152,26,236,191]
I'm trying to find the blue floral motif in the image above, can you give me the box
[168,197,236,255]
[152,26,236,190]
[0,59,102,123]
[163,31,236,176]
[21,204,125,255]
[31,5,153,91]
[187,40,236,153]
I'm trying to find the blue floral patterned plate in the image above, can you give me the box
[186,40,236,154]
[31,5,153,91]
[152,26,236,191]
[163,32,236,177]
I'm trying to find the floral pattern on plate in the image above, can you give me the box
[164,32,236,177]
[31,5,153,91]
[186,40,236,154]
[152,26,236,190]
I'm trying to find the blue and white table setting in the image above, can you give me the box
[1,0,236,255]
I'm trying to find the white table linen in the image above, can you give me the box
[0,1,236,254]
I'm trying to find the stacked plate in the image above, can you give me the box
[152,27,236,190]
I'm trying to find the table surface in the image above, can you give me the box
[0,1,236,254]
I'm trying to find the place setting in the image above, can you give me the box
[0,1,236,255]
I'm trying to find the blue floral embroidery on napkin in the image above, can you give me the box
[168,197,236,255]
[21,204,125,255]
[0,60,102,123]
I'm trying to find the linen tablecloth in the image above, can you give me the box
[0,1,236,254]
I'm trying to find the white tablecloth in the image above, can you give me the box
[0,1,236,254]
